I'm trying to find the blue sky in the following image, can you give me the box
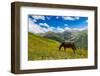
[28,15,88,33]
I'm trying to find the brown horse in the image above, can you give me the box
[59,41,76,53]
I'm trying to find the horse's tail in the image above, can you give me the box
[59,42,64,50]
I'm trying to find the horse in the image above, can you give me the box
[59,41,76,54]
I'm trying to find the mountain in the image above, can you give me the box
[36,29,88,49]
[70,30,88,49]
[41,31,65,42]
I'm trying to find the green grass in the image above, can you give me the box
[28,32,88,61]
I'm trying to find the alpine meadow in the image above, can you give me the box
[28,15,88,60]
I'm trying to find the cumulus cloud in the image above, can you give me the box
[29,22,44,33]
[56,27,64,32]
[29,23,87,34]
[39,23,50,28]
[68,26,87,31]
[74,17,80,20]
[77,26,87,31]
[55,26,87,32]
[32,16,45,20]
[29,18,87,34]
[63,16,75,20]
[46,16,51,20]
[62,16,80,20]
[64,27,71,30]
[32,19,37,22]
[29,23,53,33]
[29,20,53,33]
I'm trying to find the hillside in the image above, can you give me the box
[40,30,88,49]
[28,32,88,60]
[70,30,88,49]
[28,32,60,60]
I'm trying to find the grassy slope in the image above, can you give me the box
[28,32,88,60]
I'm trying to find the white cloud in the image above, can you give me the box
[70,26,87,31]
[62,16,80,20]
[74,17,80,20]
[78,26,87,31]
[56,27,65,32]
[29,20,53,33]
[55,26,87,33]
[32,16,45,20]
[64,27,71,30]
[32,19,37,22]
[63,16,75,20]
[29,18,87,34]
[50,26,56,29]
[46,17,51,20]
[41,27,53,32]
[39,23,50,28]
[29,22,44,33]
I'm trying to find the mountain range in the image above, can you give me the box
[31,29,88,49]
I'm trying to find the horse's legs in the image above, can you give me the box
[72,47,75,54]
[64,47,66,51]
[59,47,61,51]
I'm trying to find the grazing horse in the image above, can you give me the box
[59,41,76,54]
